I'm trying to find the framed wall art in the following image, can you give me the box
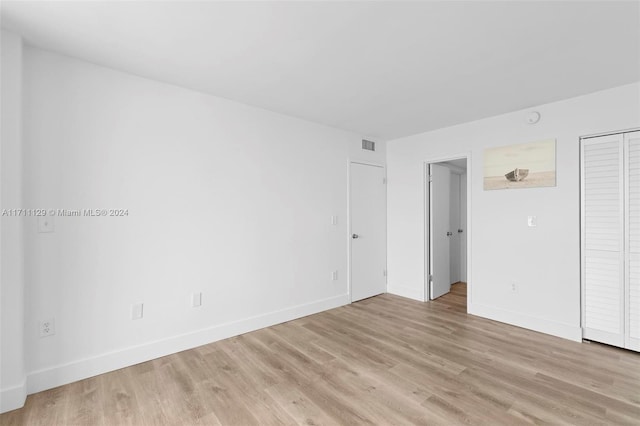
[484,139,556,190]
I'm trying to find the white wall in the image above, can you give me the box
[387,83,640,341]
[13,45,384,399]
[0,30,27,413]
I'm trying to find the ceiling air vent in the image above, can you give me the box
[362,139,376,151]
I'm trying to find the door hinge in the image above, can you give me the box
[383,269,387,277]
[429,175,433,182]
[383,177,387,184]
[428,274,433,282]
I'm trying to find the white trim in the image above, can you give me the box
[350,160,385,168]
[579,137,586,335]
[427,162,433,300]
[468,302,583,342]
[347,159,353,302]
[423,152,472,308]
[422,153,471,165]
[422,163,429,302]
[0,380,26,414]
[26,294,349,395]
[466,155,472,308]
[580,127,640,140]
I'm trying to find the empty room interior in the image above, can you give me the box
[1,1,640,424]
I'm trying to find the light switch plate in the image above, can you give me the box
[331,215,338,225]
[38,216,54,233]
[192,292,202,307]
[527,216,537,227]
[131,303,144,320]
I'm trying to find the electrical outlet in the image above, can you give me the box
[131,303,144,320]
[511,282,517,292]
[39,318,55,337]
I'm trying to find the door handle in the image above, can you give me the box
[446,231,453,236]
[458,229,464,233]
[352,234,359,239]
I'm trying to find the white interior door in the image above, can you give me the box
[429,163,451,299]
[350,162,386,302]
[449,173,461,284]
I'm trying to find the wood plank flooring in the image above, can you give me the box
[2,283,639,425]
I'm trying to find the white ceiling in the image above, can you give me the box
[2,1,638,140]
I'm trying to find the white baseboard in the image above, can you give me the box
[27,294,350,396]
[387,283,424,301]
[13,295,582,414]
[468,302,582,342]
[0,380,26,414]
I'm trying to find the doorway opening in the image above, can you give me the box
[424,156,470,311]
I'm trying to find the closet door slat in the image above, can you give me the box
[581,134,624,347]
[625,131,640,350]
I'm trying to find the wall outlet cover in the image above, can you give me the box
[39,318,55,337]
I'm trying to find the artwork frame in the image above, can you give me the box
[483,139,556,190]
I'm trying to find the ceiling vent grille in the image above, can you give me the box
[362,139,376,151]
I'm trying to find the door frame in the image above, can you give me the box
[423,153,472,310]
[348,160,387,303]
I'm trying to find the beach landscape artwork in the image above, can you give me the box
[484,139,556,190]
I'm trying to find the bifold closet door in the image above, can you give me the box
[625,131,640,351]
[581,134,625,347]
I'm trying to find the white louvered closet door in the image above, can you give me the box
[625,131,640,351]
[581,134,625,347]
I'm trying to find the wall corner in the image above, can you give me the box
[1,29,27,414]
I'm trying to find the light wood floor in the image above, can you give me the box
[2,283,639,425]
